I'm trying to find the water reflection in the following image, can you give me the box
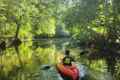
[0,39,118,80]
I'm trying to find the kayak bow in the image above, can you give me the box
[57,63,79,80]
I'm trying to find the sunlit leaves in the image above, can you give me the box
[92,27,107,35]
[90,60,107,72]
[19,22,32,39]
[34,17,56,37]
[33,46,56,64]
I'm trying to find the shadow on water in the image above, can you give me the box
[0,38,120,80]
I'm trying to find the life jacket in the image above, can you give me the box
[57,63,79,80]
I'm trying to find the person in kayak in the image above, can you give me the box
[57,50,79,80]
[62,50,75,66]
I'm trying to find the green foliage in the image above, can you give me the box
[63,0,98,28]
[0,0,120,80]
[33,17,56,37]
[0,0,63,39]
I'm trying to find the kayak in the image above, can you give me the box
[57,63,79,80]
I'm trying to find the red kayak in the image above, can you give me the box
[57,63,79,80]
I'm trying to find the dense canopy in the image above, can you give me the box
[0,0,120,80]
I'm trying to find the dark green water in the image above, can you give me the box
[0,39,117,80]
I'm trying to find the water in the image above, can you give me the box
[0,38,115,80]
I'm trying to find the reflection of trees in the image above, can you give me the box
[0,41,33,80]
[32,45,57,64]
[33,39,70,50]
[82,36,120,78]
[0,40,6,55]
